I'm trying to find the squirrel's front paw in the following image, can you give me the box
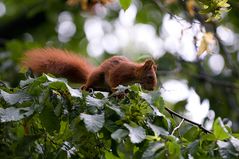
[81,85,94,93]
[81,85,87,91]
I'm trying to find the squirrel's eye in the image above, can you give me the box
[147,75,153,80]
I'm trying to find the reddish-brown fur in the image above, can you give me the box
[22,48,158,92]
[23,48,94,83]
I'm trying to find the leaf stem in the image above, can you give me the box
[171,119,184,135]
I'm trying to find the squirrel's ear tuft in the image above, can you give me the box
[143,59,154,70]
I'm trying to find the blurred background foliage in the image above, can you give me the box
[0,0,239,132]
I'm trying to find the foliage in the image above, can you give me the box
[119,0,132,10]
[0,74,239,158]
[198,0,231,21]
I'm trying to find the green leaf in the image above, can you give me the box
[39,104,60,134]
[45,74,82,97]
[213,117,231,140]
[140,92,164,117]
[141,91,164,109]
[20,75,48,96]
[86,96,104,108]
[0,90,31,105]
[124,123,146,143]
[119,0,132,10]
[181,126,199,142]
[19,78,35,88]
[105,151,120,159]
[186,140,200,155]
[129,84,141,92]
[66,84,82,98]
[111,129,129,143]
[106,104,124,117]
[217,140,239,159]
[80,113,105,133]
[142,142,164,159]
[201,134,216,141]
[148,122,169,136]
[59,121,72,138]
[167,141,181,159]
[140,92,153,105]
[0,107,34,122]
[151,92,165,112]
[230,137,239,152]
[104,120,119,132]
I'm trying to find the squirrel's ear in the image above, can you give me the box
[143,59,154,70]
[153,64,157,71]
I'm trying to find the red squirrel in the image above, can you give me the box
[22,48,158,92]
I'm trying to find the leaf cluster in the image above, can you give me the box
[197,0,231,21]
[0,74,239,158]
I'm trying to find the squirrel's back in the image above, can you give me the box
[22,48,95,83]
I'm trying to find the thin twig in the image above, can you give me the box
[171,119,184,135]
[191,73,239,89]
[153,0,200,25]
[165,107,212,134]
[158,61,239,90]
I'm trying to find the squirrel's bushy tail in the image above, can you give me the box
[22,48,95,83]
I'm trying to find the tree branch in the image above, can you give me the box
[165,107,212,134]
